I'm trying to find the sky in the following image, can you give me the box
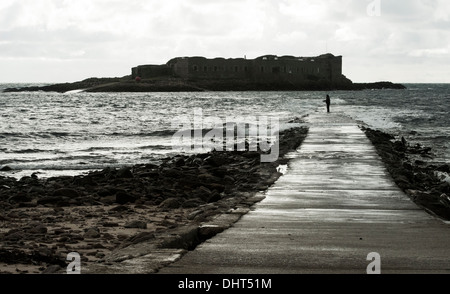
[0,0,449,83]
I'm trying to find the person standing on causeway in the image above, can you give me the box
[325,94,331,113]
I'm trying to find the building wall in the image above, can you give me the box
[167,58,189,78]
[329,55,343,83]
[163,57,251,79]
[132,64,172,79]
[249,54,340,83]
[132,54,343,83]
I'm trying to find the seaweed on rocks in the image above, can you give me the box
[0,126,308,273]
[362,126,450,221]
[0,127,309,211]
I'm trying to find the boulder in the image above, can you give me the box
[207,183,226,193]
[198,173,221,183]
[41,265,63,274]
[182,198,206,208]
[29,224,48,234]
[37,196,64,205]
[124,220,147,229]
[109,205,130,213]
[27,186,46,195]
[8,193,32,203]
[159,198,182,209]
[116,167,133,178]
[207,192,222,203]
[0,166,13,172]
[53,188,79,198]
[440,194,450,208]
[115,191,137,205]
[161,168,183,178]
[127,231,155,245]
[438,165,450,173]
[84,227,100,239]
[101,222,119,227]
[4,231,25,241]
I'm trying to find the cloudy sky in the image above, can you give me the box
[0,0,449,83]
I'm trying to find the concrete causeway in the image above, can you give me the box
[159,112,450,274]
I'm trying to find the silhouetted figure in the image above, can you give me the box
[325,94,331,113]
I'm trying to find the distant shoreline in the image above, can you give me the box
[2,76,407,93]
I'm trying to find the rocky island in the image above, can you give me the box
[3,54,406,93]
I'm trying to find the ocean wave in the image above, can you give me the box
[138,144,171,150]
[5,154,106,164]
[49,132,73,137]
[2,86,449,180]
[0,132,80,139]
[0,131,176,140]
[79,146,115,152]
[4,163,120,172]
[3,148,69,155]
[107,129,224,138]
[0,132,24,138]
[110,130,177,137]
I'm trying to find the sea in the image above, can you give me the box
[0,83,449,182]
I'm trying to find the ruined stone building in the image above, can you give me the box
[132,53,345,85]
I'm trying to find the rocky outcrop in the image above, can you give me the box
[350,81,407,90]
[362,127,450,220]
[3,77,406,93]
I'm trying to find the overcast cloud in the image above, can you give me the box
[0,0,449,83]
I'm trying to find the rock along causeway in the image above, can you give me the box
[158,112,450,274]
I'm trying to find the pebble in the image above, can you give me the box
[124,220,147,229]
[84,227,101,239]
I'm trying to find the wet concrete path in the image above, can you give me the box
[159,112,450,274]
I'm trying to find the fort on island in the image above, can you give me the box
[131,53,348,86]
[3,53,407,93]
